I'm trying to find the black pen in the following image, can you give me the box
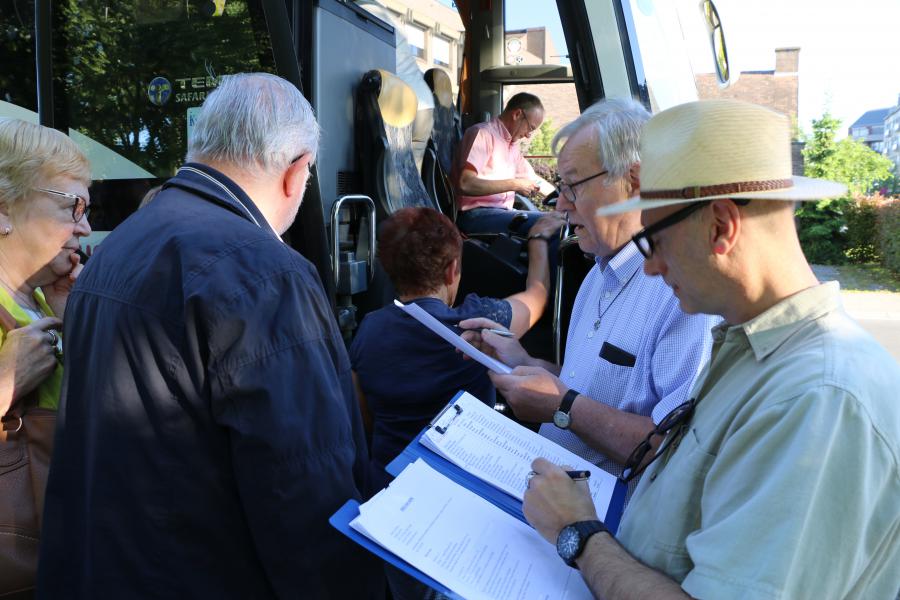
[484,328,515,338]
[566,470,591,481]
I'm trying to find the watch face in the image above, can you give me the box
[557,526,580,564]
[553,410,571,429]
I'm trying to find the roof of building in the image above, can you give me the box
[850,108,890,129]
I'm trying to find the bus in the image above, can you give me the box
[0,0,733,359]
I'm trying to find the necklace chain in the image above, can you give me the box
[594,267,640,330]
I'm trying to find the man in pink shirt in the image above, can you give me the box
[453,93,556,235]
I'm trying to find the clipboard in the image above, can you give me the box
[384,391,629,534]
[329,500,465,600]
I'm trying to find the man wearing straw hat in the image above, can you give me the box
[522,99,900,599]
[461,99,716,495]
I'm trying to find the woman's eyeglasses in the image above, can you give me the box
[620,398,696,483]
[34,188,91,223]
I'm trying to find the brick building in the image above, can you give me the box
[696,47,803,174]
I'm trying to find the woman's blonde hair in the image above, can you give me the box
[0,118,91,211]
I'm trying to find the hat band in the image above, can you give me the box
[642,178,794,200]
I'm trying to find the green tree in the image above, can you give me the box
[824,138,894,196]
[527,118,555,157]
[802,113,893,195]
[802,113,841,179]
[797,113,896,264]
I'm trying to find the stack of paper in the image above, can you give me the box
[351,459,593,600]
[421,391,618,510]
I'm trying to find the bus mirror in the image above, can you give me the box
[700,0,736,87]
[200,1,226,17]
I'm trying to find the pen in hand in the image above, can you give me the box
[483,328,515,338]
[566,470,591,481]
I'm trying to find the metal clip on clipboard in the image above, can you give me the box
[431,403,464,435]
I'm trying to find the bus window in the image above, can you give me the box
[504,0,568,69]
[52,0,277,181]
[624,0,699,113]
[0,0,37,116]
[503,1,577,193]
[48,0,278,236]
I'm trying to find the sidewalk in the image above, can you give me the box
[812,265,900,362]
[812,265,900,321]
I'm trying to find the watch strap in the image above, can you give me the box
[558,389,578,415]
[567,520,608,568]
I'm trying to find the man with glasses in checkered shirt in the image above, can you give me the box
[521,100,900,599]
[461,98,717,498]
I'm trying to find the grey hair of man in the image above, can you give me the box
[551,97,650,182]
[186,72,319,175]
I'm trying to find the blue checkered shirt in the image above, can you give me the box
[539,241,719,481]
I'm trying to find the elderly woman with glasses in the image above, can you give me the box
[0,118,92,415]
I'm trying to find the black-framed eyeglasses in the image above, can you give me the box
[631,201,706,259]
[620,398,696,484]
[520,109,540,134]
[34,188,91,223]
[554,170,608,205]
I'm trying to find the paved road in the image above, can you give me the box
[810,265,900,364]
[841,292,900,364]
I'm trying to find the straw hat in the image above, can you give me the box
[598,99,846,216]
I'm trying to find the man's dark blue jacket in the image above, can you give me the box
[38,164,382,598]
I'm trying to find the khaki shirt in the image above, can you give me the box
[617,282,900,599]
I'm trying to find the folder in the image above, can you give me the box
[329,500,464,599]
[330,391,628,598]
[385,391,628,533]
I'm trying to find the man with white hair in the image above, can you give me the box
[523,99,900,598]
[462,98,716,492]
[39,73,383,598]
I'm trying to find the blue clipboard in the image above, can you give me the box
[384,391,628,534]
[329,500,465,600]
[329,393,629,597]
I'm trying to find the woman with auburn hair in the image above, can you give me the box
[0,118,92,594]
[351,207,560,485]
[351,206,558,600]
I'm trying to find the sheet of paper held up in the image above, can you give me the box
[422,392,618,513]
[351,459,592,600]
[394,299,512,374]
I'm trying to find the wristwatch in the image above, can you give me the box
[552,389,578,429]
[557,520,608,568]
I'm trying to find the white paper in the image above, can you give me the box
[422,392,619,518]
[394,299,513,374]
[350,459,592,600]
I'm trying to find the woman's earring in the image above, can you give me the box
[1,226,10,236]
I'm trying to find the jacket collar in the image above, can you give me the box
[165,163,280,238]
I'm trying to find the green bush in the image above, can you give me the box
[878,198,900,275]
[844,196,881,263]
[796,197,851,264]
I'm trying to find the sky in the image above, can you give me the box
[442,0,900,138]
[683,0,900,137]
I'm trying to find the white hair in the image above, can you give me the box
[186,72,319,174]
[551,97,650,181]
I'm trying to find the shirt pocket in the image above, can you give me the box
[647,428,717,574]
